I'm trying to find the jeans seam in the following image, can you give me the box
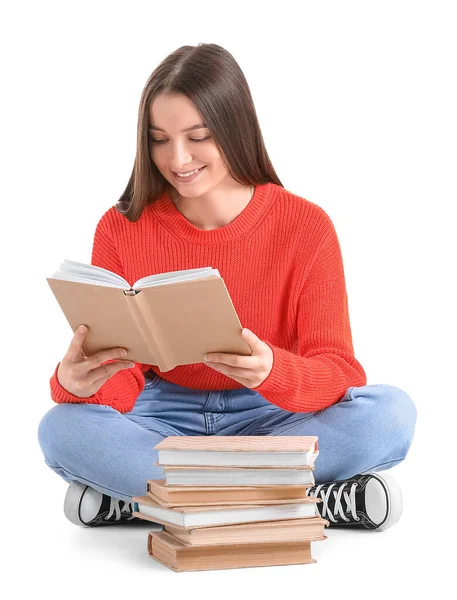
[143,375,161,390]
[267,413,317,435]
[45,464,133,501]
[362,458,406,472]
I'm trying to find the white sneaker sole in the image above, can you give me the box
[64,481,90,526]
[368,472,403,532]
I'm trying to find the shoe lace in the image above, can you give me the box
[105,497,136,521]
[308,481,361,523]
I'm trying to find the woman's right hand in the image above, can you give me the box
[56,325,136,398]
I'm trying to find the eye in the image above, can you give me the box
[149,136,212,144]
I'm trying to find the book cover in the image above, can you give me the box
[47,261,252,371]
[132,495,319,528]
[158,454,318,471]
[163,516,329,546]
[155,435,319,466]
[148,530,318,571]
[146,479,315,507]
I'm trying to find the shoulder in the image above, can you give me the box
[271,183,337,239]
[93,204,130,235]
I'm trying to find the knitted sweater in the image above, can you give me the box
[50,182,366,414]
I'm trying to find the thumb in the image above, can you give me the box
[68,324,88,359]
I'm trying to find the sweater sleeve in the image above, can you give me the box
[252,211,367,413]
[49,212,151,414]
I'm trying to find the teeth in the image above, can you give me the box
[176,168,200,178]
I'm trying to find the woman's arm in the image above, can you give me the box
[49,211,151,414]
[253,211,367,412]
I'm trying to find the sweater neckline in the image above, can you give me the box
[151,182,274,243]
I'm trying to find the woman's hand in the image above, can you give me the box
[57,325,136,398]
[203,328,273,388]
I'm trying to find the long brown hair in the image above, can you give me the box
[116,43,283,222]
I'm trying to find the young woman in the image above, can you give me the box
[38,43,417,532]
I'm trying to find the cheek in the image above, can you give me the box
[149,144,160,159]
[149,148,166,171]
[203,149,224,171]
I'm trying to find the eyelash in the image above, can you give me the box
[149,136,211,144]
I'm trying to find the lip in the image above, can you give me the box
[172,166,206,183]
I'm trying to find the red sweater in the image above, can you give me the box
[50,182,366,414]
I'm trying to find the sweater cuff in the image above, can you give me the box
[251,342,366,413]
[249,342,289,401]
[50,362,101,405]
[49,361,150,414]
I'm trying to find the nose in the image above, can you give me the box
[168,139,193,169]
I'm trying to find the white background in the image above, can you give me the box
[2,0,455,596]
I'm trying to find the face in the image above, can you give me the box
[148,93,231,197]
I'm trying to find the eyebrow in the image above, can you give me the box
[148,122,208,133]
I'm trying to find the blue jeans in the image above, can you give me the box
[37,374,417,503]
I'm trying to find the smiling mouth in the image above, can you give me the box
[172,166,207,182]
[173,166,206,176]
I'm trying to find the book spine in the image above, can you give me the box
[123,293,168,370]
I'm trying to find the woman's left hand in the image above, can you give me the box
[203,328,273,389]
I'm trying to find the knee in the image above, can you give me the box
[351,383,417,454]
[38,404,69,460]
[37,402,115,462]
[384,385,417,449]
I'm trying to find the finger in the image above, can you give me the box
[241,328,258,351]
[90,360,135,385]
[87,347,130,369]
[205,353,253,368]
[205,363,256,388]
[67,325,89,361]
[205,362,254,379]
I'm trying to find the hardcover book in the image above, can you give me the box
[163,517,329,546]
[132,495,320,528]
[146,479,315,507]
[154,435,319,466]
[148,530,319,571]
[47,260,252,372]
[159,464,317,486]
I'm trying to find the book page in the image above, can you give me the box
[50,259,129,288]
[133,267,220,289]
[49,260,220,291]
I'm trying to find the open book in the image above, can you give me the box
[46,259,252,372]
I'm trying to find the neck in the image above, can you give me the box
[171,182,255,230]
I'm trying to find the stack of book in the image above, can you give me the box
[132,436,329,572]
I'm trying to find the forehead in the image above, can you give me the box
[148,94,204,129]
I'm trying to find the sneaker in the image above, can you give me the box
[64,481,141,527]
[306,472,403,532]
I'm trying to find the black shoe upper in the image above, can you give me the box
[82,493,139,527]
[307,473,389,530]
